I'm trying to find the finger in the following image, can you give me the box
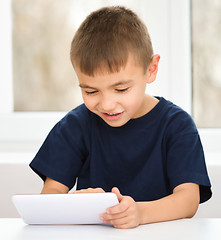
[73,189,88,193]
[111,187,123,202]
[109,215,139,229]
[103,215,138,229]
[100,211,127,221]
[94,188,105,193]
[73,188,94,193]
[107,197,130,214]
[111,217,130,227]
[73,188,105,194]
[113,222,137,229]
[103,216,128,226]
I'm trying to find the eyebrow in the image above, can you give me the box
[79,80,133,89]
[79,83,96,89]
[111,80,133,87]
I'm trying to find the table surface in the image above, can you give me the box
[1,218,221,240]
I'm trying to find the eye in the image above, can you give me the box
[85,90,98,95]
[116,88,129,93]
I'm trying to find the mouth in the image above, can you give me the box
[102,112,124,121]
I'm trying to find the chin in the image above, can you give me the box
[103,119,128,128]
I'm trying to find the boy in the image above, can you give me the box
[30,6,212,229]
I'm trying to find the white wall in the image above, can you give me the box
[195,155,221,218]
[0,160,42,217]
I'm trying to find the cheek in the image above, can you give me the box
[82,95,97,111]
[125,87,146,109]
[127,86,145,102]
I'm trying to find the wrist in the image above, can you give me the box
[137,202,149,225]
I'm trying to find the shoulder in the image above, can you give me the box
[48,104,96,142]
[59,104,92,128]
[44,104,95,151]
[63,104,90,121]
[159,97,198,136]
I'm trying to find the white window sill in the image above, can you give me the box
[0,152,35,164]
[0,151,220,166]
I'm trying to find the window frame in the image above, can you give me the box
[0,0,220,159]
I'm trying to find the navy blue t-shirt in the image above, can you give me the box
[30,97,212,203]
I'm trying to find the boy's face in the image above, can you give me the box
[76,55,159,127]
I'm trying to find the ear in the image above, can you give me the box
[146,54,160,84]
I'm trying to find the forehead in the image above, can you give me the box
[76,55,144,87]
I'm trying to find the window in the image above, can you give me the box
[12,0,173,112]
[192,0,221,128]
[0,0,220,159]
[12,0,82,112]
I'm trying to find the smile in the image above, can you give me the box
[106,113,119,116]
[102,112,124,121]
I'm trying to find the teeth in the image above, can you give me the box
[107,113,117,116]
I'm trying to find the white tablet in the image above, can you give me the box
[12,193,119,225]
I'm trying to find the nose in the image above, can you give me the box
[99,94,116,112]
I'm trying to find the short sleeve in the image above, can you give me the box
[166,113,212,203]
[30,108,89,190]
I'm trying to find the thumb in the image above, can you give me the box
[111,187,123,202]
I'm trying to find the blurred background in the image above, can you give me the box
[0,0,220,218]
[10,0,221,127]
[192,0,221,127]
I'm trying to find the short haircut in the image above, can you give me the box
[70,6,153,76]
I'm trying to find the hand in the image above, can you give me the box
[73,187,105,194]
[100,187,141,229]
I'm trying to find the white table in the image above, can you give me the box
[1,218,221,240]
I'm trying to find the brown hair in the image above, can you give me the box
[70,6,153,76]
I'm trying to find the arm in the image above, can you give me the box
[101,183,200,228]
[41,177,69,194]
[138,182,200,224]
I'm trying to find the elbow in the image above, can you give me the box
[186,195,200,218]
[187,204,199,218]
[186,209,198,218]
[174,182,200,219]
